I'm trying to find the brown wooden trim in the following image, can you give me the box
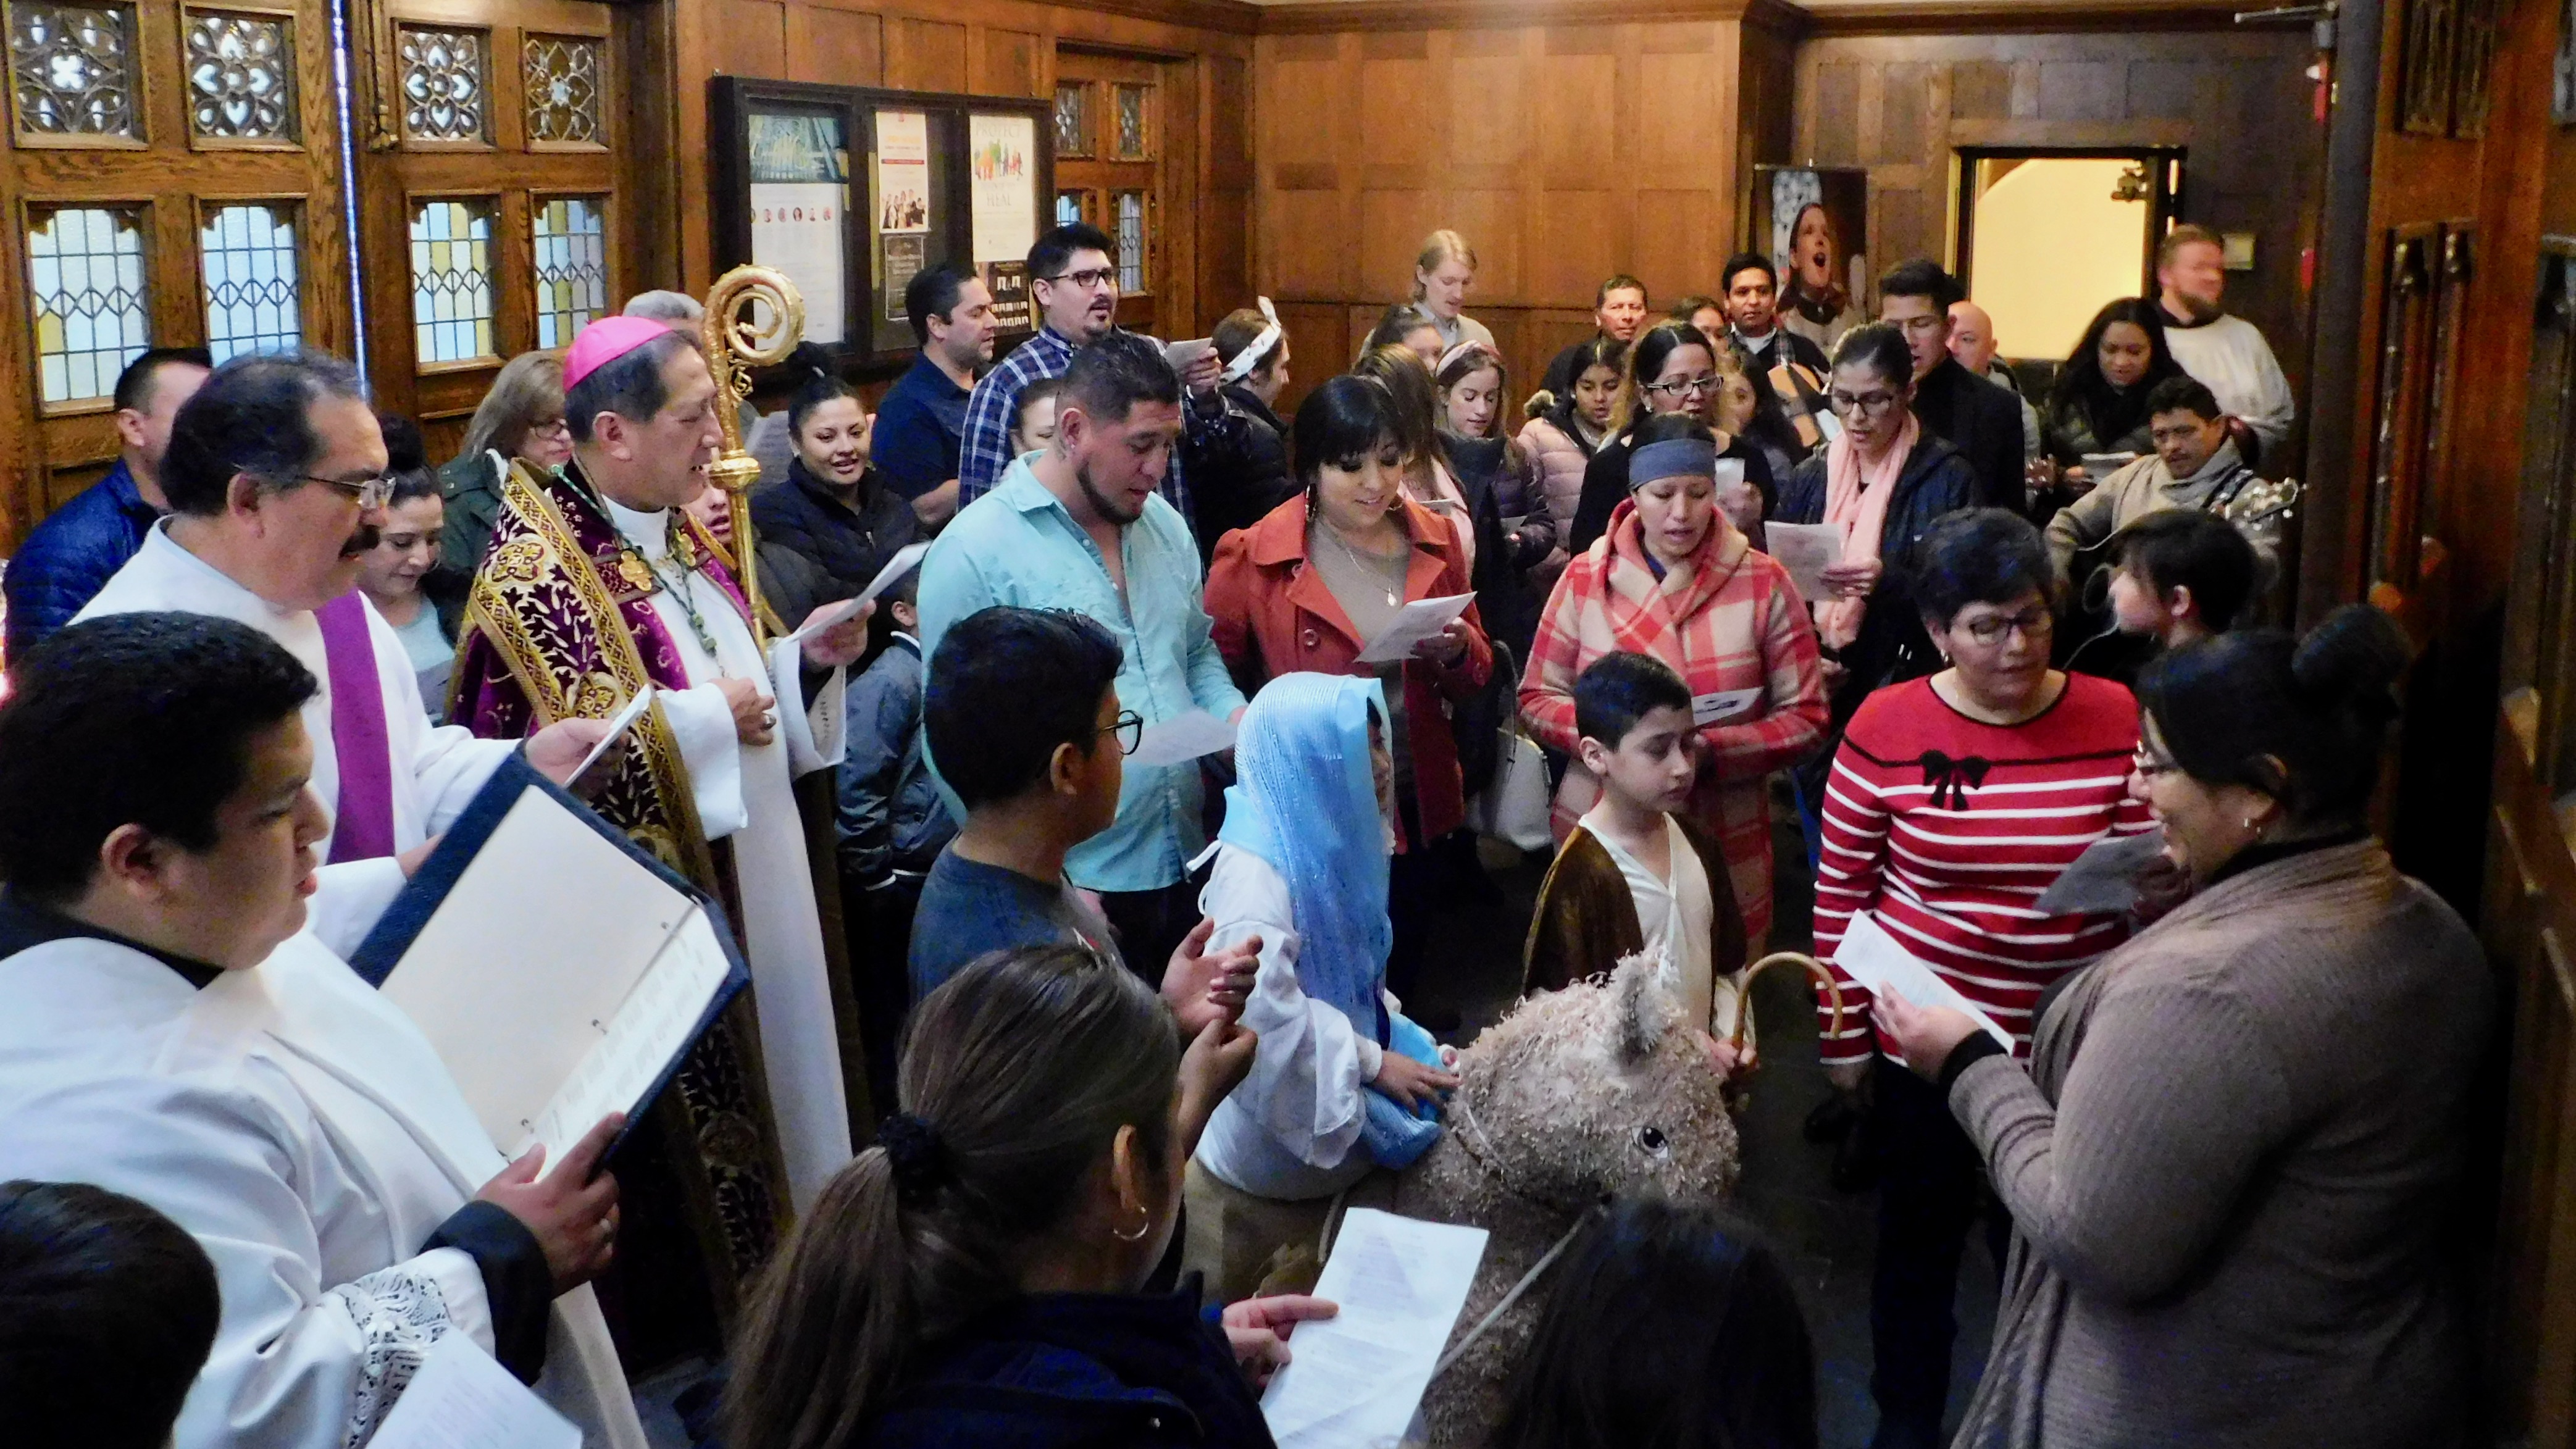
[1799,0,2249,36]
[1246,0,2246,37]
[1081,0,1261,36]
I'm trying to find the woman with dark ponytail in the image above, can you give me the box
[1877,606,2494,1449]
[725,945,1327,1449]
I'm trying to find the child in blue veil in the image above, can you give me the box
[1182,672,1459,1303]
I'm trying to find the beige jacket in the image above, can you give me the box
[2043,440,2251,583]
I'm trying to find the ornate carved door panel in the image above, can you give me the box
[0,0,353,546]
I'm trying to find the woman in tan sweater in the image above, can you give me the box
[1881,605,2491,1449]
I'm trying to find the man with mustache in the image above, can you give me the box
[2154,224,2296,459]
[74,353,610,957]
[955,222,1228,517]
[920,330,1248,980]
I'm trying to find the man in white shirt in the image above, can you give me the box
[75,353,610,956]
[0,612,638,1449]
[2156,224,2298,458]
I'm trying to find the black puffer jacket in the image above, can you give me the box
[1775,430,1980,723]
[1182,384,1292,558]
[748,458,922,603]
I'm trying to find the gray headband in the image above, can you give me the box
[1628,437,1718,489]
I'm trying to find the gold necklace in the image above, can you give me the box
[1315,517,1407,608]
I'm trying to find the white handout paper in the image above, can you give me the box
[367,1332,580,1449]
[1131,708,1237,767]
[1831,911,2014,1055]
[1261,1208,1489,1448]
[1354,593,1476,666]
[569,686,656,782]
[1762,521,1846,603]
[784,541,933,644]
[2032,828,2167,916]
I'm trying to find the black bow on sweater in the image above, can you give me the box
[1920,751,1991,810]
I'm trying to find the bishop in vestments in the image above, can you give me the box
[451,317,870,1248]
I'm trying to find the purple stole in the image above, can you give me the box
[316,593,398,862]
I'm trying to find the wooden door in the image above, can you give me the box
[0,0,354,550]
[2489,236,2576,1449]
[1050,48,1169,341]
[349,0,622,461]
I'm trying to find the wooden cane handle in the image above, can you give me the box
[1728,951,1844,1054]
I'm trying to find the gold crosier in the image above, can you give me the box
[700,265,806,647]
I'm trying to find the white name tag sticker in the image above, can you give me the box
[1692,687,1762,727]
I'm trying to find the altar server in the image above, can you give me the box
[0,613,640,1449]
[75,351,609,956]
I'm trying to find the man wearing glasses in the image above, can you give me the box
[75,352,612,957]
[954,222,1228,515]
[1876,259,2029,514]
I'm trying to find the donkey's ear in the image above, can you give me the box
[1610,953,1675,1065]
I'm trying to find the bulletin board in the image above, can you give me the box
[711,78,1053,371]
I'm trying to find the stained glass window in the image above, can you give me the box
[199,203,300,361]
[409,198,495,364]
[185,9,295,141]
[1114,84,1147,159]
[1053,81,1087,157]
[1114,191,1144,294]
[523,33,601,146]
[398,25,485,143]
[1055,190,1082,228]
[532,195,607,349]
[9,2,135,138]
[25,204,149,404]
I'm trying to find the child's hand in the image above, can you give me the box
[1161,916,1260,1036]
[1372,1053,1459,1111]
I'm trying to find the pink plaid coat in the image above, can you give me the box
[1519,499,1828,941]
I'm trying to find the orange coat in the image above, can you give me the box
[1205,493,1495,846]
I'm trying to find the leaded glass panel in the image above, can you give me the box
[399,25,485,143]
[9,2,135,138]
[200,203,300,361]
[532,195,607,349]
[185,10,295,140]
[25,204,148,403]
[524,34,601,146]
[410,198,495,364]
[1114,191,1144,294]
[1053,81,1087,157]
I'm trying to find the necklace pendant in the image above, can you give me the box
[672,528,700,570]
[616,552,656,592]
[1386,589,1401,608]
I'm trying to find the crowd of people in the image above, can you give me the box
[0,212,2496,1449]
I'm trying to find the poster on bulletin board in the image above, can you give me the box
[876,110,930,235]
[747,110,848,346]
[969,112,1039,266]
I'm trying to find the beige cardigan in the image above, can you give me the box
[1949,838,2490,1449]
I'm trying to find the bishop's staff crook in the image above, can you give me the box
[701,266,806,646]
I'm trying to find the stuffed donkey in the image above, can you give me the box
[1382,954,1746,1447]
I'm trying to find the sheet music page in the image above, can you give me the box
[1261,1208,1487,1448]
[367,1332,580,1449]
[378,788,702,1160]
[1832,911,2014,1055]
[521,907,732,1164]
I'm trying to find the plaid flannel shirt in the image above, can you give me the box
[956,325,1216,523]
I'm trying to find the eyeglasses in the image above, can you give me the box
[1642,374,1720,398]
[2131,746,2181,779]
[1098,710,1145,756]
[528,416,571,438]
[1045,267,1117,289]
[1954,606,2053,646]
[1828,390,1905,416]
[284,473,394,509]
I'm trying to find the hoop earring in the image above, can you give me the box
[1112,1209,1153,1244]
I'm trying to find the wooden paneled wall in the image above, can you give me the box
[1788,27,2320,399]
[636,0,1257,375]
[1250,2,1805,418]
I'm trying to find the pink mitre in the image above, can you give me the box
[564,314,686,390]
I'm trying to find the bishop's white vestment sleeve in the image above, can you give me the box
[658,682,750,839]
[768,636,846,777]
[1200,845,1374,1173]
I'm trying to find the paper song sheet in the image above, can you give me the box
[785,541,933,644]
[1355,593,1476,666]
[572,687,656,782]
[1131,708,1236,767]
[1262,1208,1488,1449]
[367,1332,580,1449]
[2033,828,2167,916]
[1833,911,2014,1056]
[519,908,732,1166]
[1691,687,1762,727]
[1763,521,1846,602]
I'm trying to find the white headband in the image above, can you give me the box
[1221,296,1283,385]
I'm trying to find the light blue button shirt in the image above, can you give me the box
[917,454,1247,893]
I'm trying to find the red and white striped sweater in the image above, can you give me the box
[1812,673,2153,1066]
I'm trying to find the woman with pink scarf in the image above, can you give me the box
[1773,324,1978,852]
